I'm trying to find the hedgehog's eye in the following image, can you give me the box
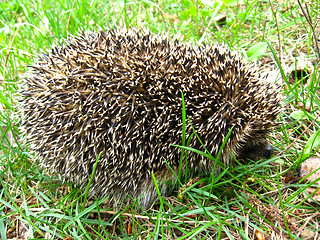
[238,142,274,160]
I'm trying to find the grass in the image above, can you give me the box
[1,0,320,239]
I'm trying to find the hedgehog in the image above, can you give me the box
[20,28,282,208]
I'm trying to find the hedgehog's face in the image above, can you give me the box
[233,116,278,161]
[238,141,274,160]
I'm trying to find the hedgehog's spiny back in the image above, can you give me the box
[21,28,281,208]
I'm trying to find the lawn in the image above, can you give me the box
[0,0,320,239]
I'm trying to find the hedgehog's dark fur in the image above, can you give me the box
[21,28,282,208]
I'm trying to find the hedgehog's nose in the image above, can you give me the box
[262,144,274,159]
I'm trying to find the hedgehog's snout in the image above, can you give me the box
[239,142,274,160]
[261,144,274,159]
